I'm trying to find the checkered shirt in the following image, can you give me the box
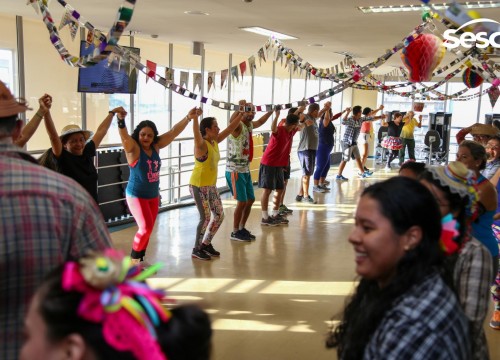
[454,238,493,360]
[0,143,112,359]
[363,272,471,360]
[342,116,373,146]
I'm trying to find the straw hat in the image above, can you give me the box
[426,161,479,218]
[59,124,93,141]
[470,123,499,136]
[0,80,31,117]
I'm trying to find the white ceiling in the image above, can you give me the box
[3,0,500,74]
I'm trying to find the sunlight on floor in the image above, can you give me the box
[149,277,357,296]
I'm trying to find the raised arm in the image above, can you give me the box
[192,114,207,158]
[92,107,124,148]
[217,112,244,143]
[341,108,352,125]
[15,94,50,147]
[156,107,201,149]
[417,115,423,128]
[271,108,281,133]
[368,104,384,117]
[252,110,273,129]
[42,96,63,157]
[116,109,139,165]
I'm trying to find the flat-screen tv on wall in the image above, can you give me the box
[77,42,140,94]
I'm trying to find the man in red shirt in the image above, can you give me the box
[259,108,302,226]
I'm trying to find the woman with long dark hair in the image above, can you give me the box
[20,251,212,360]
[381,112,404,170]
[326,177,470,360]
[420,162,493,360]
[189,113,243,260]
[118,108,201,266]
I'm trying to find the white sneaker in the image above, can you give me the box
[313,185,326,193]
[384,165,391,171]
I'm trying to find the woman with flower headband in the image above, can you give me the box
[327,177,470,359]
[420,161,493,360]
[20,250,212,360]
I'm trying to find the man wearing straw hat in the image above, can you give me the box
[456,123,500,146]
[40,93,124,203]
[0,80,112,359]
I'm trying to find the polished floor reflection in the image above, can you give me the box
[110,163,500,360]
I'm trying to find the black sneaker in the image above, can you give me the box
[363,166,370,172]
[200,242,220,256]
[272,214,289,225]
[295,195,303,202]
[230,230,252,242]
[192,247,211,260]
[261,217,279,226]
[279,204,293,214]
[241,228,256,240]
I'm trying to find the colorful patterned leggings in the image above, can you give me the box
[491,225,500,304]
[126,196,160,260]
[190,185,224,248]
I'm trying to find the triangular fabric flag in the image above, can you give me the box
[165,68,174,84]
[239,61,247,80]
[193,73,202,92]
[69,20,79,40]
[231,66,239,83]
[488,86,500,108]
[248,56,256,76]
[85,30,94,49]
[207,72,215,91]
[180,71,189,88]
[27,0,40,14]
[59,10,71,30]
[146,60,157,83]
[258,48,266,66]
[221,69,228,89]
[207,71,215,92]
[276,51,283,66]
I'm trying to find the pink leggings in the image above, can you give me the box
[126,196,159,260]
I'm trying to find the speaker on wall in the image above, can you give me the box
[193,41,204,56]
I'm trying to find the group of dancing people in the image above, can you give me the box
[3,79,500,359]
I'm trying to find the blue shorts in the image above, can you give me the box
[298,150,316,176]
[225,171,255,202]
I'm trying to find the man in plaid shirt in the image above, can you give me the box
[0,81,112,359]
[336,105,385,181]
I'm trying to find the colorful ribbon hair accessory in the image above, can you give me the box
[440,213,461,255]
[62,249,170,360]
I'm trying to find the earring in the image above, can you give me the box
[404,245,410,251]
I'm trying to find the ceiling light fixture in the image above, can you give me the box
[239,27,298,40]
[308,43,324,47]
[357,1,500,13]
[184,10,210,16]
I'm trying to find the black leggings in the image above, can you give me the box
[387,150,398,166]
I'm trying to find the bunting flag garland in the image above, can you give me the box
[220,69,228,89]
[488,87,500,108]
[145,60,156,83]
[239,61,246,80]
[165,68,174,84]
[248,56,256,76]
[207,71,215,92]
[231,66,239,83]
[31,0,500,113]
[179,71,188,88]
[258,48,266,66]
[193,73,202,92]
[35,0,136,68]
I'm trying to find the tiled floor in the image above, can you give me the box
[110,162,500,360]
